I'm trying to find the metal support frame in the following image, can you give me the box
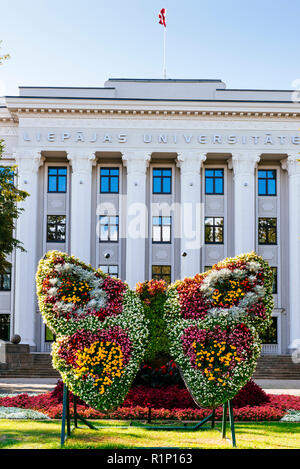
[60,383,237,448]
[60,384,96,447]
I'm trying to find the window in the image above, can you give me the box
[205,169,224,194]
[47,215,66,243]
[100,168,119,193]
[271,267,278,294]
[0,314,10,341]
[258,218,277,245]
[0,267,11,291]
[204,266,212,272]
[152,216,171,243]
[45,325,55,342]
[99,216,119,242]
[99,265,119,277]
[258,170,276,196]
[153,168,172,194]
[152,265,171,284]
[260,317,278,344]
[48,167,67,193]
[205,217,224,244]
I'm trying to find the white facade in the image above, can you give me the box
[0,78,299,353]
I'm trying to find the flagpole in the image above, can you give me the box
[163,26,166,79]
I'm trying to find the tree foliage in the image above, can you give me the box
[0,40,10,65]
[0,141,28,273]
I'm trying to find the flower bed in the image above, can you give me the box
[0,384,299,422]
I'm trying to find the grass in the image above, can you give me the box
[0,419,300,449]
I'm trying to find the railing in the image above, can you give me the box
[261,343,279,355]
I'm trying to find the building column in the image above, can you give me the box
[67,151,96,264]
[282,155,300,350]
[229,152,260,255]
[177,152,206,279]
[14,149,44,347]
[122,151,150,288]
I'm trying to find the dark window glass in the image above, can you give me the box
[258,218,277,244]
[0,267,11,291]
[205,217,224,244]
[99,265,119,277]
[152,265,171,284]
[204,266,212,272]
[271,267,278,294]
[99,215,119,242]
[260,317,278,344]
[0,314,10,341]
[47,215,66,243]
[153,168,172,194]
[100,168,119,193]
[152,216,171,243]
[205,169,224,194]
[258,170,276,196]
[48,167,67,193]
[45,325,55,342]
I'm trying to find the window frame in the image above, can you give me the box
[152,168,172,195]
[152,216,172,244]
[47,167,68,194]
[204,217,224,244]
[151,265,172,284]
[0,267,11,291]
[205,168,224,195]
[258,217,277,245]
[99,265,119,277]
[100,167,120,194]
[99,215,119,243]
[271,267,278,294]
[258,169,277,197]
[46,215,66,243]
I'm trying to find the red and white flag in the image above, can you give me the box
[158,8,166,28]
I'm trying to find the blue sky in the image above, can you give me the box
[1,0,300,95]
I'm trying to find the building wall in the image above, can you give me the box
[0,82,300,354]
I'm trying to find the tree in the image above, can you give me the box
[0,140,28,274]
[0,40,10,65]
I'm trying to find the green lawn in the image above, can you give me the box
[0,420,299,449]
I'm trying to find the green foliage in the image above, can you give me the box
[136,280,170,363]
[0,143,29,274]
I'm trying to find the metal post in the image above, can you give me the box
[228,400,236,448]
[211,409,215,429]
[66,387,71,436]
[222,401,228,438]
[60,383,68,447]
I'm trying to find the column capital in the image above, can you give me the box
[122,151,151,175]
[67,150,96,173]
[14,148,44,174]
[228,152,260,174]
[281,154,300,176]
[176,152,207,174]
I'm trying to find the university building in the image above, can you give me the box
[0,78,299,355]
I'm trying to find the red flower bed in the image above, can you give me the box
[0,380,299,422]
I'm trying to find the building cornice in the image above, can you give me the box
[3,96,300,122]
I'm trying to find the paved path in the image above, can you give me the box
[1,378,300,395]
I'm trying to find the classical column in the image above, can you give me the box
[14,149,44,347]
[67,151,96,264]
[229,152,260,255]
[281,155,300,350]
[177,152,206,279]
[122,152,150,288]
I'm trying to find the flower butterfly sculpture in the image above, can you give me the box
[36,251,148,410]
[164,252,274,409]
